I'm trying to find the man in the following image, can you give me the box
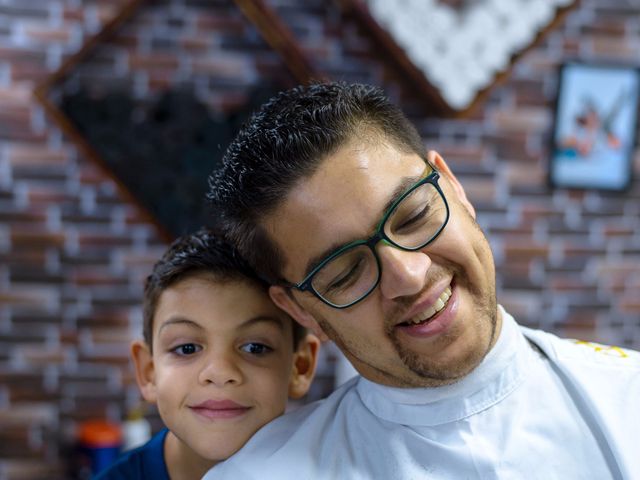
[204,83,639,479]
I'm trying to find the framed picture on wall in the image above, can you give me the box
[550,62,640,191]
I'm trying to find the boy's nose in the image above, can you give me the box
[198,351,243,387]
[376,244,431,300]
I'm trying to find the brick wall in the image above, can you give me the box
[1,0,639,477]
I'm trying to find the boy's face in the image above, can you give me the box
[133,274,310,463]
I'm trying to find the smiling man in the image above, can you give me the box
[204,83,639,479]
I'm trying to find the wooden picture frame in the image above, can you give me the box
[550,62,639,191]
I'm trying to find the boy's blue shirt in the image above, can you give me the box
[93,428,170,480]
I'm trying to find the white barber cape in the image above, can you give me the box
[203,309,640,479]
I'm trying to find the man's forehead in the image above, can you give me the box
[263,141,428,280]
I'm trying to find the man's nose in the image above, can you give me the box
[376,243,431,300]
[198,350,244,387]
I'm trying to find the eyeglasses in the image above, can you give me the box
[286,167,450,309]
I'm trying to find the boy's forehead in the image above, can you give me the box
[154,274,292,334]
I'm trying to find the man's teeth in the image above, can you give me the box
[407,287,452,325]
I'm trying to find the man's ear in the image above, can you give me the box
[131,340,158,404]
[269,286,329,342]
[427,150,476,218]
[288,333,321,399]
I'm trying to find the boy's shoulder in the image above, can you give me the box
[93,428,170,480]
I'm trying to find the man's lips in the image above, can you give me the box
[189,399,251,420]
[394,279,457,338]
[396,278,454,326]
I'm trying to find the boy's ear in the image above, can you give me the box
[269,286,329,342]
[131,340,158,404]
[288,334,321,400]
[427,150,476,219]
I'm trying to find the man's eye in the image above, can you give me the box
[326,258,363,292]
[171,343,202,356]
[395,204,429,232]
[240,343,273,355]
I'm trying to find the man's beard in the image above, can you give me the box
[313,274,498,388]
[389,279,497,385]
[314,214,499,387]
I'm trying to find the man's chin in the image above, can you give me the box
[392,324,495,387]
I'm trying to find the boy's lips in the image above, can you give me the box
[189,399,251,420]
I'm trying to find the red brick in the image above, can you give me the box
[76,310,131,329]
[180,35,214,51]
[190,56,250,77]
[503,239,549,262]
[10,227,66,248]
[95,3,128,24]
[0,205,48,224]
[580,17,627,36]
[460,178,496,205]
[601,225,635,238]
[590,36,635,58]
[489,107,550,132]
[0,85,33,105]
[9,62,49,83]
[16,345,72,367]
[63,6,85,22]
[0,426,35,458]
[619,298,640,314]
[89,327,134,345]
[72,269,129,287]
[0,287,58,307]
[0,46,46,62]
[77,232,133,248]
[8,145,70,167]
[77,350,130,367]
[128,52,179,71]
[109,32,140,48]
[195,12,246,32]
[1,460,65,480]
[24,25,72,44]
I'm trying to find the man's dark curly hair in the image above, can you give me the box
[208,82,425,284]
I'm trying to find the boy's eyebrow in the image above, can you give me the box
[157,315,286,333]
[158,317,203,333]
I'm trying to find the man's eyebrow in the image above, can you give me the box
[380,174,425,218]
[158,317,203,333]
[301,171,428,280]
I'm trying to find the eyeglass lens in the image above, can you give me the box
[311,181,447,306]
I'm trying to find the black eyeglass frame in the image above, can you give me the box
[285,169,450,309]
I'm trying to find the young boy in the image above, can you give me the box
[95,229,319,479]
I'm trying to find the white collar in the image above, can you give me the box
[356,307,531,426]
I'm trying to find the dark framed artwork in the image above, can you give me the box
[550,62,640,191]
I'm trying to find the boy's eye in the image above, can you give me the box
[240,343,273,355]
[171,343,202,356]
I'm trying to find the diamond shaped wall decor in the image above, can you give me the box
[342,0,578,116]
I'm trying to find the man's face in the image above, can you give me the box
[267,140,501,388]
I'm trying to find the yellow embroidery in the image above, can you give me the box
[574,340,629,358]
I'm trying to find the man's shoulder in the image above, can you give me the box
[252,375,361,436]
[521,325,640,369]
[203,377,363,480]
